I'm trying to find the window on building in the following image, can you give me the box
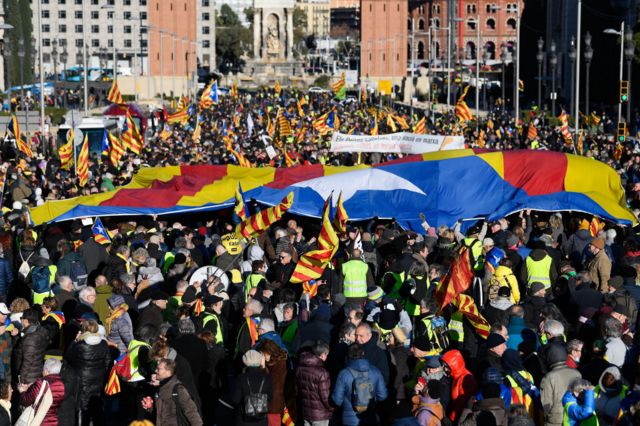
[418,19,425,30]
[42,24,50,32]
[203,12,210,21]
[467,19,476,30]
[140,0,147,5]
[433,18,440,28]
[124,12,131,19]
[42,10,49,18]
[107,0,114,5]
[43,53,51,63]
[507,18,517,29]
[59,24,67,33]
[203,40,210,48]
[59,39,67,47]
[108,39,113,47]
[124,0,131,5]
[91,11,98,19]
[91,39,99,47]
[141,40,147,48]
[43,38,50,46]
[108,25,113,34]
[91,0,99,5]
[202,0,209,6]
[58,0,65,4]
[58,10,66,19]
[433,4,440,14]
[74,0,81,4]
[486,3,497,13]
[107,12,114,19]
[42,0,50,4]
[140,12,147,20]
[124,40,132,48]
[75,39,83,47]
[140,27,147,34]
[74,11,82,19]
[202,26,210,35]
[124,26,132,34]
[75,24,83,33]
[486,18,496,30]
[91,25,99,33]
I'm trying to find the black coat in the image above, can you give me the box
[103,253,128,283]
[13,324,50,384]
[138,303,164,330]
[230,367,273,426]
[171,334,210,389]
[357,333,390,384]
[65,336,111,410]
[78,237,109,277]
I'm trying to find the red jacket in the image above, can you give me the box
[20,374,65,426]
[441,350,478,423]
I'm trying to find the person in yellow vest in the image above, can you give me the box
[502,349,539,420]
[127,325,154,383]
[30,260,57,305]
[521,241,557,293]
[245,260,267,302]
[562,378,596,426]
[341,248,374,309]
[164,280,188,325]
[200,294,226,346]
[454,221,487,274]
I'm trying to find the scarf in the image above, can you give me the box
[104,304,129,336]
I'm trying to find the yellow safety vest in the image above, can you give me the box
[526,255,552,288]
[563,401,599,426]
[128,339,151,382]
[245,274,265,301]
[405,275,427,317]
[463,238,483,271]
[342,260,368,298]
[448,311,464,343]
[202,313,224,345]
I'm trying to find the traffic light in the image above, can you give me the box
[620,80,629,103]
[617,122,627,142]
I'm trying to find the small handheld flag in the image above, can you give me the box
[92,217,112,244]
[107,80,124,104]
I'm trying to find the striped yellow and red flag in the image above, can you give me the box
[107,80,124,104]
[291,196,339,283]
[559,110,573,145]
[236,192,294,239]
[394,115,410,130]
[455,86,474,123]
[167,107,189,125]
[234,184,248,221]
[59,129,74,170]
[8,114,21,144]
[386,114,397,132]
[434,246,474,311]
[231,80,238,99]
[274,80,281,97]
[413,117,427,134]
[77,134,89,187]
[527,122,538,141]
[108,132,125,166]
[177,95,187,110]
[16,136,33,157]
[278,111,293,137]
[332,192,348,235]
[361,84,367,104]
[192,117,202,142]
[296,98,306,117]
[453,294,490,338]
[104,366,121,395]
[283,149,297,167]
[282,406,295,426]
[589,217,603,237]
[122,111,143,155]
[247,317,260,346]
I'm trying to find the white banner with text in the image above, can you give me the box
[329,132,465,154]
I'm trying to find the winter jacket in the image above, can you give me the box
[0,258,13,297]
[459,397,507,426]
[605,337,626,368]
[332,358,388,426]
[64,333,112,410]
[103,253,129,283]
[138,303,164,330]
[295,352,333,421]
[540,360,582,426]
[414,396,444,426]
[78,237,109,276]
[13,324,51,384]
[587,250,612,293]
[360,333,390,383]
[441,349,478,423]
[20,374,65,426]
[506,317,529,351]
[137,259,164,286]
[230,367,273,426]
[107,311,134,354]
[594,366,627,425]
[563,229,593,264]
[0,400,9,426]
[562,389,595,426]
[93,285,113,324]
[156,375,203,426]
[56,252,86,283]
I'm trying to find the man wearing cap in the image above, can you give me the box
[523,282,547,328]
[587,237,612,293]
[200,294,226,345]
[137,291,169,331]
[520,240,557,293]
[477,333,507,379]
[607,276,638,332]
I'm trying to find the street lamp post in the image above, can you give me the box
[568,36,576,119]
[52,40,58,107]
[514,1,522,132]
[603,23,625,123]
[0,24,13,112]
[101,5,117,82]
[60,48,67,108]
[18,38,27,136]
[625,30,634,124]
[536,38,544,108]
[549,41,557,117]
[583,32,593,115]
[483,47,490,111]
[82,0,88,115]
[500,44,507,112]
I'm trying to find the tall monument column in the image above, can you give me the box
[286,8,294,61]
[253,9,261,58]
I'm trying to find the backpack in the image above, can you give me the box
[69,258,88,288]
[243,376,268,420]
[348,368,373,414]
[18,251,34,280]
[171,383,191,426]
[31,266,51,293]
[429,316,450,352]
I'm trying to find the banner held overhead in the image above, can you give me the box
[330,132,465,154]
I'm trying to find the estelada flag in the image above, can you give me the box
[107,80,124,104]
[413,116,427,134]
[434,246,474,311]
[236,192,294,239]
[92,217,111,245]
[453,293,490,338]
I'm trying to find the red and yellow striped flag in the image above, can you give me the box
[108,132,125,166]
[455,86,474,123]
[278,111,293,137]
[394,115,410,130]
[589,217,603,237]
[104,366,121,395]
[386,114,397,132]
[231,80,238,99]
[236,192,294,239]
[122,111,143,155]
[274,80,281,96]
[453,294,490,338]
[107,80,124,104]
[332,192,348,235]
[234,184,248,221]
[282,406,295,426]
[291,196,339,283]
[16,137,33,158]
[77,134,89,187]
[559,110,573,145]
[527,122,538,141]
[167,107,189,125]
[435,246,474,311]
[59,129,74,170]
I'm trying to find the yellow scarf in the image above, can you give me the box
[104,303,129,336]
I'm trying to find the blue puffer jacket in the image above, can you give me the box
[562,389,595,426]
[332,358,388,426]
[0,257,13,298]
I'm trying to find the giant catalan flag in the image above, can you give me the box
[29,150,637,229]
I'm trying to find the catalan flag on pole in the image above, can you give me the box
[370,114,379,136]
[59,129,74,170]
[332,192,349,235]
[9,115,32,157]
[527,122,538,141]
[455,86,474,123]
[122,111,143,155]
[108,132,125,166]
[274,80,281,97]
[236,192,294,239]
[107,80,124,104]
[234,183,249,221]
[413,116,427,134]
[332,72,346,100]
[167,106,189,125]
[291,196,339,283]
[453,293,490,338]
[435,246,474,311]
[231,80,238,99]
[92,217,112,245]
[8,114,21,143]
[559,110,573,145]
[199,80,218,109]
[278,112,293,137]
[77,134,89,187]
[589,216,604,237]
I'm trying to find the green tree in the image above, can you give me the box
[292,7,308,59]
[216,4,252,69]
[6,0,33,88]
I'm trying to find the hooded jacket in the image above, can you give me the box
[594,366,627,425]
[540,345,581,426]
[296,352,333,421]
[441,349,478,423]
[64,332,112,410]
[13,324,51,384]
[563,228,593,263]
[332,358,387,426]
[587,250,612,293]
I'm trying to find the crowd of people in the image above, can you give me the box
[0,87,638,426]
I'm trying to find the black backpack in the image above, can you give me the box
[69,258,88,289]
[243,377,268,420]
